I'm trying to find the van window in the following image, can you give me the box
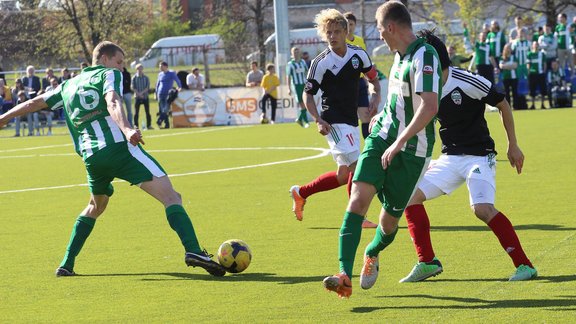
[144,48,161,60]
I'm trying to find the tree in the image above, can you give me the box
[42,0,148,63]
[500,0,576,26]
[243,0,274,68]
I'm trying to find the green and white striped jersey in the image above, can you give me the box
[41,65,126,160]
[555,23,571,50]
[286,59,308,85]
[371,38,441,158]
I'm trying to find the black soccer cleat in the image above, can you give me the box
[185,250,226,277]
[55,267,76,277]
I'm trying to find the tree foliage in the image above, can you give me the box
[500,0,576,26]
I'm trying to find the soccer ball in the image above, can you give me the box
[217,239,252,273]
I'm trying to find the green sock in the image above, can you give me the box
[365,225,398,257]
[300,109,309,123]
[338,211,364,277]
[59,216,96,271]
[166,204,201,254]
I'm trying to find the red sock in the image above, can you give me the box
[487,212,533,268]
[298,171,342,199]
[404,204,435,262]
[346,172,353,198]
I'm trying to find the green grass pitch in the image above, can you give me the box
[0,108,575,322]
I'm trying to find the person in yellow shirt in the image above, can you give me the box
[260,64,280,124]
[344,12,375,141]
[0,79,13,114]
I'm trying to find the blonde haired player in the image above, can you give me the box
[289,9,381,227]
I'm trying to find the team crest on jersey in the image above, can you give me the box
[451,90,462,105]
[351,57,359,69]
[423,65,433,75]
[304,81,313,92]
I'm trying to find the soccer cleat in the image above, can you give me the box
[185,250,226,277]
[399,257,443,283]
[296,118,304,127]
[359,255,379,289]
[304,123,310,129]
[323,272,352,298]
[509,264,538,281]
[55,267,76,277]
[289,185,306,221]
[362,219,378,228]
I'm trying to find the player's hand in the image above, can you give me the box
[381,140,403,170]
[125,128,145,146]
[368,93,380,116]
[315,118,331,136]
[507,143,524,174]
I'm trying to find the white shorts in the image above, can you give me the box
[326,123,361,166]
[418,154,497,205]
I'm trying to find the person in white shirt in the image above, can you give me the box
[186,67,205,91]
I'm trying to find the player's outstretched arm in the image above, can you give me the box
[0,96,48,127]
[496,98,524,174]
[105,91,144,146]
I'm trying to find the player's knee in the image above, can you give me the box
[163,190,182,206]
[471,204,498,223]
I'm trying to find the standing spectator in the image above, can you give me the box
[122,67,133,127]
[447,45,472,68]
[539,24,558,70]
[0,79,13,114]
[509,16,528,41]
[41,77,59,135]
[0,41,226,278]
[301,51,312,68]
[155,61,181,129]
[289,8,380,233]
[511,29,530,79]
[500,44,520,109]
[474,31,497,84]
[487,20,506,66]
[286,47,310,128]
[41,68,56,92]
[245,61,263,87]
[59,67,71,83]
[186,67,205,91]
[527,41,548,109]
[344,11,375,140]
[14,89,39,137]
[131,63,152,129]
[532,26,544,43]
[555,13,573,75]
[260,64,280,124]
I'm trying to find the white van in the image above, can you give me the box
[131,34,225,68]
[246,28,325,62]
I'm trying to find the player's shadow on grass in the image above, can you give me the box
[351,294,576,313]
[81,272,325,284]
[422,274,576,283]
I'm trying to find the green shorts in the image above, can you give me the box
[292,84,305,104]
[353,136,430,217]
[84,142,166,196]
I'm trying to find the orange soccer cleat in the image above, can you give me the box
[323,272,352,298]
[289,185,306,221]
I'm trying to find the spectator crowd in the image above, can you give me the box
[462,12,576,110]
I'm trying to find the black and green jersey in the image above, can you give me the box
[286,59,308,86]
[527,50,546,74]
[474,42,491,65]
[41,65,125,160]
[371,37,441,158]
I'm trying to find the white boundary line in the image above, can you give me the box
[0,147,330,195]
